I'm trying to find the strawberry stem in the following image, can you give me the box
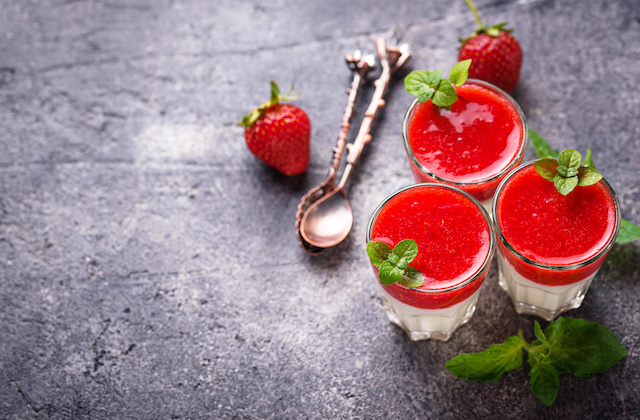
[464,0,484,28]
[239,81,298,127]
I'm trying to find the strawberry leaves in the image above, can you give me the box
[404,60,472,109]
[366,239,424,287]
[239,81,297,127]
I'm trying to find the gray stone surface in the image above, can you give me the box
[1,0,639,418]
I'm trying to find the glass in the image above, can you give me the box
[402,79,528,212]
[492,161,621,320]
[366,183,496,341]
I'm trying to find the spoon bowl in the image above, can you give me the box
[300,186,353,249]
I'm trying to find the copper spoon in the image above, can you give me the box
[298,38,411,252]
[295,50,375,254]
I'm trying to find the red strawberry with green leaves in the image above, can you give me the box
[239,81,311,176]
[458,0,522,94]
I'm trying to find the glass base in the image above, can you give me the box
[379,286,480,341]
[497,257,597,321]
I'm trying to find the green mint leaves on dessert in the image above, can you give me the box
[404,60,472,108]
[529,129,640,242]
[534,149,602,196]
[366,239,424,287]
[445,317,627,406]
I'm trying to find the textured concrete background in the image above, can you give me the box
[1,0,639,418]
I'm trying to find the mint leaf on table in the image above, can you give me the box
[529,129,559,158]
[404,60,471,108]
[617,219,640,243]
[536,317,628,377]
[445,335,526,382]
[445,317,626,406]
[528,362,560,406]
[584,147,595,168]
[366,239,424,287]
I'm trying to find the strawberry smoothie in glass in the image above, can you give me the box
[492,159,621,320]
[366,183,495,341]
[403,79,528,211]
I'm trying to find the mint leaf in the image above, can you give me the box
[379,260,404,285]
[366,241,391,267]
[405,70,437,103]
[529,129,559,158]
[533,158,558,182]
[392,239,419,269]
[542,317,627,377]
[445,335,526,382]
[535,149,602,195]
[617,218,640,243]
[432,79,457,108]
[529,362,560,406]
[554,173,579,196]
[400,266,425,288]
[534,320,551,348]
[584,147,596,168]
[426,70,443,86]
[577,166,602,187]
[449,59,471,86]
[558,149,582,170]
[556,164,578,178]
[405,62,469,107]
[445,317,626,406]
[367,239,424,287]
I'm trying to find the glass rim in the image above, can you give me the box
[491,160,622,271]
[366,182,496,294]
[402,78,528,187]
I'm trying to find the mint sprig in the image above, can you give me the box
[404,60,472,109]
[529,129,640,242]
[534,149,602,196]
[445,317,627,406]
[366,239,424,287]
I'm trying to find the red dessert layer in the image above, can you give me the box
[406,82,524,201]
[496,164,618,285]
[370,185,492,309]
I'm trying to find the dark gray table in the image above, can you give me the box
[1,0,639,418]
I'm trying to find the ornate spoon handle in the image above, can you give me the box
[338,37,411,187]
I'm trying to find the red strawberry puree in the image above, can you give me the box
[403,80,526,203]
[493,162,620,320]
[495,163,619,285]
[369,184,493,309]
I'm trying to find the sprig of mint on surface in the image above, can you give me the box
[366,239,424,287]
[534,149,602,196]
[404,59,472,109]
[445,317,626,406]
[530,129,640,243]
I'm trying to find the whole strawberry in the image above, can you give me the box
[239,81,311,176]
[458,0,522,94]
